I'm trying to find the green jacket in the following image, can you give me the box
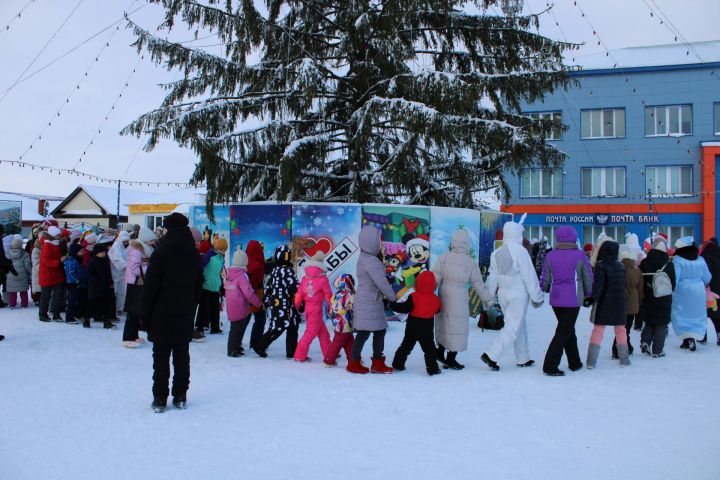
[202,253,225,292]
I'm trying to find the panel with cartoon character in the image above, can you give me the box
[190,205,231,264]
[361,205,431,302]
[291,203,362,287]
[228,204,292,264]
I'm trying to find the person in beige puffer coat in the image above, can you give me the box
[432,229,492,370]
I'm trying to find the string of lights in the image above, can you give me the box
[73,55,144,168]
[1,0,36,33]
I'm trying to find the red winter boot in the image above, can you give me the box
[370,356,394,374]
[346,358,369,374]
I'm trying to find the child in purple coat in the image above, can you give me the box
[225,249,262,357]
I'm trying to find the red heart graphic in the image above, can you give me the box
[303,237,333,258]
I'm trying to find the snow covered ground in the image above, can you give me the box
[1,303,718,480]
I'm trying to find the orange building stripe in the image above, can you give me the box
[701,146,720,240]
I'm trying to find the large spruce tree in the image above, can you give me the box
[124,0,575,209]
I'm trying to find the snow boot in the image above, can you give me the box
[294,357,312,363]
[0,335,4,341]
[103,320,116,330]
[617,344,631,367]
[544,369,565,377]
[370,356,393,374]
[228,351,243,358]
[172,395,187,410]
[427,363,442,376]
[680,338,690,349]
[444,351,465,370]
[52,313,63,322]
[436,344,446,365]
[66,318,79,325]
[569,363,584,372]
[391,360,406,371]
[151,397,167,413]
[123,341,140,348]
[586,343,601,370]
[346,358,369,374]
[516,360,535,368]
[480,353,500,371]
[688,338,697,352]
[323,360,336,367]
[39,313,51,322]
[651,351,666,358]
[252,345,268,358]
[192,330,206,343]
[82,317,91,328]
[640,342,651,355]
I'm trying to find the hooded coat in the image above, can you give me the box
[39,237,65,287]
[6,243,31,293]
[141,227,203,344]
[700,240,720,320]
[86,251,114,300]
[671,245,711,340]
[432,229,491,352]
[590,241,627,326]
[124,241,149,285]
[246,240,266,312]
[621,257,644,316]
[225,266,262,321]
[540,226,593,308]
[31,240,41,293]
[108,237,128,283]
[353,226,397,331]
[639,247,675,326]
[294,265,332,323]
[264,245,301,328]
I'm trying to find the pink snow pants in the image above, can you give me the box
[7,291,29,308]
[323,331,354,364]
[590,324,627,346]
[293,317,331,361]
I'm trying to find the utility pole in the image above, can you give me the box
[116,179,121,229]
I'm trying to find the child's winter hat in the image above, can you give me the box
[47,225,62,238]
[652,237,668,252]
[163,212,189,230]
[11,236,22,249]
[69,242,83,256]
[619,244,635,262]
[306,251,326,270]
[69,229,82,242]
[137,227,157,244]
[92,243,109,254]
[583,243,593,253]
[213,237,228,251]
[674,236,694,249]
[117,231,131,242]
[83,231,98,244]
[273,244,292,266]
[233,249,248,268]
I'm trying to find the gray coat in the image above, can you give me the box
[433,229,492,352]
[6,246,32,293]
[31,243,41,293]
[353,226,397,331]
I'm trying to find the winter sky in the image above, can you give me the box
[0,0,718,198]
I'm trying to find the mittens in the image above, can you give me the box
[582,297,595,307]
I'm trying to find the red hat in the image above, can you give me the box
[583,243,593,253]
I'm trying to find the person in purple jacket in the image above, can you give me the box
[540,226,594,376]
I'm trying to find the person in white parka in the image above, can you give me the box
[108,231,131,315]
[481,217,544,371]
[432,229,492,370]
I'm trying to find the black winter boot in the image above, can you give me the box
[481,353,500,371]
[443,351,464,370]
[103,320,116,330]
[688,338,697,352]
[680,338,691,349]
[151,397,167,413]
[82,317,91,328]
[172,395,187,410]
[426,363,441,376]
[39,313,51,322]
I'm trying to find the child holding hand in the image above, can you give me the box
[293,252,332,362]
[225,249,263,357]
[323,273,356,367]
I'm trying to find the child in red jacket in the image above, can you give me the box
[293,252,332,362]
[390,271,442,376]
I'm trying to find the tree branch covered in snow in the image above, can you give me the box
[123,0,577,215]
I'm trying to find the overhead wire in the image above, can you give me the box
[1,0,36,33]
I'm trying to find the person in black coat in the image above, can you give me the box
[701,238,720,346]
[85,243,115,329]
[141,213,202,412]
[639,238,676,356]
[585,240,630,368]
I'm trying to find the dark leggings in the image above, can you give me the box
[351,329,386,361]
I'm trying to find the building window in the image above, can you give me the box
[145,215,165,230]
[520,168,562,198]
[715,103,720,135]
[581,108,625,139]
[526,226,557,247]
[528,111,562,140]
[583,226,627,245]
[645,105,692,136]
[581,167,626,197]
[646,165,692,195]
[651,226,694,247]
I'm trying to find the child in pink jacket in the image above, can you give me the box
[226,249,263,357]
[293,252,332,362]
[323,273,355,367]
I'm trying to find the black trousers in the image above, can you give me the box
[123,312,141,341]
[392,319,438,369]
[640,323,668,355]
[152,341,190,399]
[256,323,299,357]
[65,285,87,321]
[248,309,266,349]
[87,295,114,321]
[612,314,635,356]
[39,284,64,317]
[195,289,221,333]
[227,316,251,355]
[351,329,386,361]
[543,307,582,372]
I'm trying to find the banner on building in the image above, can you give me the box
[0,200,22,235]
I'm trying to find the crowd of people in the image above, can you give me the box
[1,213,720,411]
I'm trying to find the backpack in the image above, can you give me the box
[478,305,505,331]
[642,262,672,298]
